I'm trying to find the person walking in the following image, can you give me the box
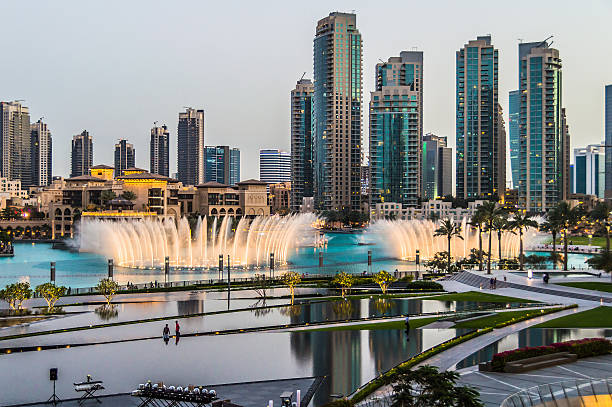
[175,320,180,337]
[162,324,170,343]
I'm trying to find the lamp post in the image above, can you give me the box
[164,256,169,286]
[50,262,56,284]
[218,254,223,281]
[108,259,114,280]
[269,252,275,279]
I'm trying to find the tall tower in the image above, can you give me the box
[30,119,52,186]
[204,146,240,185]
[313,12,363,211]
[370,51,423,207]
[422,134,452,200]
[177,108,205,186]
[518,40,566,211]
[71,130,93,178]
[0,101,31,185]
[114,139,135,176]
[259,149,291,184]
[290,78,314,211]
[605,85,612,197]
[229,148,240,185]
[456,36,504,200]
[509,90,520,189]
[150,125,169,177]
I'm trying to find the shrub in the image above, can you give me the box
[406,280,442,290]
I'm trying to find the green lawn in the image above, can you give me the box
[431,291,537,303]
[308,316,440,332]
[556,282,612,294]
[454,309,545,328]
[546,236,607,248]
[534,306,612,328]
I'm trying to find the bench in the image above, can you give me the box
[504,352,577,373]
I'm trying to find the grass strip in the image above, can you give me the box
[307,317,440,332]
[534,306,612,328]
[432,291,537,303]
[555,282,612,294]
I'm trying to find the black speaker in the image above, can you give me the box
[49,368,58,381]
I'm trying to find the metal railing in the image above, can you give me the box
[501,377,612,407]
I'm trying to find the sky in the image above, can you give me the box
[1,0,611,182]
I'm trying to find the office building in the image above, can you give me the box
[30,119,52,186]
[605,85,612,196]
[573,143,605,198]
[313,12,363,211]
[0,101,31,185]
[71,130,93,178]
[150,125,169,177]
[290,78,314,211]
[518,40,569,211]
[204,146,240,185]
[259,149,290,184]
[509,90,520,189]
[456,36,505,200]
[177,108,205,186]
[422,134,452,200]
[370,51,423,207]
[114,139,135,176]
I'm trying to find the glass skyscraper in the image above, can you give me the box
[204,146,240,185]
[71,130,93,178]
[290,78,314,211]
[0,101,31,185]
[114,139,135,176]
[177,108,204,186]
[259,149,290,184]
[313,12,362,211]
[509,90,520,189]
[456,36,505,200]
[421,134,452,200]
[573,143,605,198]
[369,51,423,207]
[605,85,612,196]
[30,119,52,186]
[150,125,169,177]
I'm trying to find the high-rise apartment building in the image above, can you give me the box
[71,130,93,178]
[290,78,314,211]
[313,12,363,211]
[456,36,504,200]
[518,40,568,211]
[573,143,605,198]
[177,108,205,186]
[0,101,31,185]
[114,139,135,176]
[370,51,423,207]
[150,125,169,177]
[605,85,612,196]
[509,90,520,189]
[30,119,52,186]
[204,146,240,185]
[259,149,290,184]
[422,134,452,200]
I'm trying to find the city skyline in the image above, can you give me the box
[0,1,610,183]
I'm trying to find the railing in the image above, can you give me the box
[501,377,612,407]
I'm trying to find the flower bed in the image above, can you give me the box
[491,338,612,371]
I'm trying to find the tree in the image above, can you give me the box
[332,271,355,298]
[586,251,612,275]
[491,215,512,262]
[392,365,484,407]
[541,210,562,270]
[121,191,137,201]
[35,283,66,312]
[554,202,584,271]
[433,218,463,272]
[100,190,117,206]
[0,282,32,310]
[373,270,394,294]
[590,202,611,254]
[281,271,301,304]
[507,211,538,271]
[469,211,486,271]
[478,201,505,274]
[96,278,120,305]
[252,274,269,299]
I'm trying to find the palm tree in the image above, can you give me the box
[469,211,486,271]
[478,201,505,274]
[555,201,584,271]
[433,218,464,272]
[590,202,611,254]
[492,215,512,263]
[541,209,562,270]
[507,211,538,271]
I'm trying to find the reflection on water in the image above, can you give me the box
[94,305,118,321]
[456,328,612,369]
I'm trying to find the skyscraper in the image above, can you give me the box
[313,12,363,211]
[509,90,520,189]
[605,85,612,196]
[204,146,240,185]
[177,108,204,186]
[0,101,31,185]
[150,125,169,177]
[573,143,605,198]
[370,51,423,206]
[456,36,504,200]
[422,134,452,200]
[290,78,314,211]
[114,139,135,176]
[71,130,93,178]
[259,149,290,184]
[30,119,52,186]
[518,40,568,211]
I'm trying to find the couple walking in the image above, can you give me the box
[162,321,181,341]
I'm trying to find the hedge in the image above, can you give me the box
[405,280,443,290]
[491,337,612,371]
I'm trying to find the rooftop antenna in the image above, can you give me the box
[518,38,524,43]
[300,72,306,81]
[154,120,158,127]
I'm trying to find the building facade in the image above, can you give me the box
[370,51,423,207]
[150,125,169,177]
[177,108,205,186]
[259,149,290,184]
[30,119,52,186]
[573,143,605,198]
[313,12,363,211]
[204,146,240,185]
[114,139,135,176]
[290,78,314,211]
[456,36,504,200]
[269,182,291,214]
[421,134,452,200]
[0,101,31,186]
[71,130,93,178]
[605,85,612,197]
[509,90,520,189]
[518,40,568,211]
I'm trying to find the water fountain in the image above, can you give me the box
[78,213,317,269]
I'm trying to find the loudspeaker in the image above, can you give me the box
[49,368,58,381]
